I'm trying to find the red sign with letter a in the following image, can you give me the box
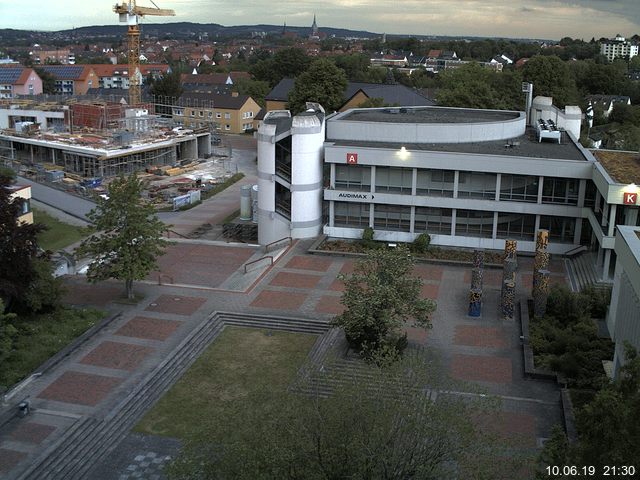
[623,192,638,205]
[346,153,358,165]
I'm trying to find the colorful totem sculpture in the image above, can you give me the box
[500,240,518,319]
[533,269,551,318]
[502,275,516,320]
[532,230,550,316]
[468,250,485,317]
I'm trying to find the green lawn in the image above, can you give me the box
[135,327,316,439]
[0,307,104,389]
[33,208,91,251]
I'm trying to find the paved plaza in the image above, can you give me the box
[0,238,568,479]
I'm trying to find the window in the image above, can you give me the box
[248,111,254,117]
[334,201,370,227]
[542,177,578,205]
[199,111,204,117]
[414,207,452,235]
[416,169,454,197]
[457,171,497,199]
[496,213,536,240]
[499,174,539,203]
[190,111,195,116]
[373,204,411,231]
[455,209,494,238]
[375,167,412,194]
[224,112,231,119]
[216,112,221,119]
[208,111,213,118]
[225,124,230,130]
[335,165,371,191]
[539,215,576,243]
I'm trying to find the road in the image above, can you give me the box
[17,176,96,222]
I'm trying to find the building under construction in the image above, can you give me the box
[0,97,211,178]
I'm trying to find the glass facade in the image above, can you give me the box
[500,174,539,203]
[414,207,452,235]
[334,201,370,227]
[335,165,371,191]
[542,177,579,205]
[496,213,536,240]
[457,171,497,199]
[455,209,494,238]
[416,169,454,197]
[539,215,576,243]
[375,167,413,194]
[373,204,411,231]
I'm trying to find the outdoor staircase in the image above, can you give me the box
[13,312,330,480]
[565,252,611,293]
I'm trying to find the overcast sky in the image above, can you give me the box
[0,0,638,40]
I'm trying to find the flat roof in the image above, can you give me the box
[591,149,640,185]
[330,131,587,161]
[340,106,520,124]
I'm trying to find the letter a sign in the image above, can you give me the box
[623,192,638,205]
[346,153,358,165]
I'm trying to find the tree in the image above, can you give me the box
[168,349,522,480]
[34,67,56,94]
[232,78,270,108]
[250,47,311,86]
[76,173,168,299]
[148,71,183,112]
[0,298,17,368]
[287,58,348,115]
[522,55,580,107]
[333,245,436,364]
[0,167,46,309]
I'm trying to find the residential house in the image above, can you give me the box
[172,92,261,133]
[586,95,631,118]
[0,66,43,98]
[30,48,75,65]
[370,54,408,68]
[88,64,170,90]
[7,185,33,224]
[180,71,250,88]
[264,78,434,113]
[39,65,98,95]
[490,54,513,66]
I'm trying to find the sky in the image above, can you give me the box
[0,0,638,40]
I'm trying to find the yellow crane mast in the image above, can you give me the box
[113,0,175,106]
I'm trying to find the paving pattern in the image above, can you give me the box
[0,240,570,479]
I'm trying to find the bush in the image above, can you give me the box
[412,233,431,254]
[360,226,377,249]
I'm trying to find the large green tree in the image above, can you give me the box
[168,349,522,480]
[76,173,168,299]
[287,58,348,115]
[522,55,580,107]
[250,47,311,86]
[34,67,56,95]
[333,245,436,364]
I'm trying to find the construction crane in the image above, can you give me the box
[113,0,175,106]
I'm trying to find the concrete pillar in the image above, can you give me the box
[369,202,374,227]
[626,207,638,226]
[574,218,582,245]
[603,250,612,281]
[450,209,457,236]
[606,259,622,338]
[537,176,544,204]
[608,204,617,237]
[370,166,376,194]
[495,173,501,201]
[409,206,415,234]
[577,179,586,208]
[330,163,335,188]
[329,201,334,227]
[411,168,417,196]
[453,170,460,198]
[492,211,498,239]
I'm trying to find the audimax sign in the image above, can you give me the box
[337,192,374,200]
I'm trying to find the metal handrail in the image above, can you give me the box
[564,245,587,258]
[165,229,189,239]
[264,236,292,253]
[244,255,273,273]
[158,273,174,285]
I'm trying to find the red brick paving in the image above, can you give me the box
[413,264,444,281]
[463,269,504,287]
[61,278,121,307]
[145,294,207,316]
[270,272,321,289]
[0,448,26,473]
[37,371,122,406]
[450,354,513,383]
[453,325,509,348]
[285,255,333,272]
[250,290,307,310]
[328,278,346,292]
[80,341,154,371]
[421,283,439,299]
[149,244,255,287]
[9,422,56,444]
[475,411,537,448]
[314,295,345,315]
[115,316,183,341]
[339,260,355,275]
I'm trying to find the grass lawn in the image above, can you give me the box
[33,208,91,251]
[135,326,317,440]
[0,307,104,390]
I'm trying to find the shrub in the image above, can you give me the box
[412,233,431,254]
[360,226,377,249]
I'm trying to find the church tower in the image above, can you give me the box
[309,14,319,40]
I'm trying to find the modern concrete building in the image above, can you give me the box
[607,225,640,377]
[600,35,639,62]
[256,104,325,245]
[256,98,640,285]
[7,184,33,224]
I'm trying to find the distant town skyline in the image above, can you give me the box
[0,0,638,41]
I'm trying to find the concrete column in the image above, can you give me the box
[577,179,586,208]
[329,201,334,227]
[450,209,457,236]
[534,214,541,234]
[537,176,544,204]
[606,259,622,337]
[330,163,335,188]
[626,207,638,226]
[410,206,415,234]
[369,203,374,227]
[453,171,460,198]
[574,218,582,245]
[370,166,376,194]
[603,250,612,281]
[492,211,498,239]
[608,204,617,237]
[412,168,417,196]
[595,190,601,213]
[495,173,501,202]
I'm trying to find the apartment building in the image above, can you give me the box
[172,92,261,133]
[39,65,98,95]
[0,67,43,98]
[600,35,639,62]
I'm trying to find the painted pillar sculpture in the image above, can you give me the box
[502,275,516,320]
[500,240,518,319]
[532,230,550,316]
[533,269,550,318]
[468,250,485,317]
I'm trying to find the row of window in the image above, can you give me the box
[333,202,576,242]
[334,165,580,205]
